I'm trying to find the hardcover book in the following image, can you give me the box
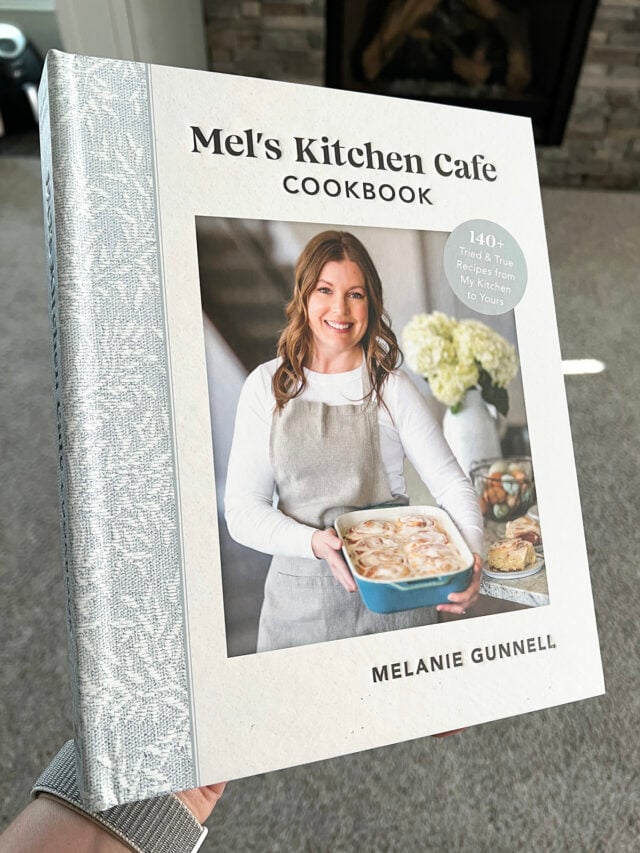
[38,49,604,810]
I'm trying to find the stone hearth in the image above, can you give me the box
[204,0,640,190]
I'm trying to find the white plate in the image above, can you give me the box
[483,554,545,580]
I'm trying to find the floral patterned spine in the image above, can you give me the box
[38,51,195,811]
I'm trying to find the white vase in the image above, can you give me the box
[442,387,501,476]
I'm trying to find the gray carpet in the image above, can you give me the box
[1,156,638,851]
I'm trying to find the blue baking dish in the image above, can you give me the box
[334,506,474,613]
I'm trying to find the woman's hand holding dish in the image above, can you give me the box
[311,528,357,592]
[436,553,483,615]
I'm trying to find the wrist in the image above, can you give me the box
[31,742,208,853]
[311,530,320,558]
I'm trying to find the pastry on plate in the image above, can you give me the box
[487,537,536,572]
[505,515,541,546]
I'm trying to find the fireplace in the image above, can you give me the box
[326,0,600,145]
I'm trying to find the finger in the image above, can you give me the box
[340,568,357,592]
[447,589,476,604]
[203,782,227,797]
[338,575,357,592]
[446,591,478,610]
[331,545,348,567]
[436,603,467,615]
[449,573,481,600]
[450,588,480,606]
[331,559,357,591]
[176,781,227,823]
[325,529,344,550]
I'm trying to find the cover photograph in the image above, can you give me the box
[38,50,604,810]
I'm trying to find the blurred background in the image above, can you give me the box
[1,0,638,189]
[1,1,639,850]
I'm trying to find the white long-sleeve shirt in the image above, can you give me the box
[225,359,483,559]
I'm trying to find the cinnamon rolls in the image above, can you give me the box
[344,514,466,581]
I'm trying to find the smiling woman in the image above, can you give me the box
[224,230,484,653]
[271,231,401,410]
[305,259,368,371]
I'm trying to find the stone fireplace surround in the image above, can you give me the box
[204,0,640,191]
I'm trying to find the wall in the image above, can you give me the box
[537,0,640,190]
[204,0,324,84]
[203,0,640,191]
[55,0,208,68]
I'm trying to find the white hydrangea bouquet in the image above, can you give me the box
[402,312,519,415]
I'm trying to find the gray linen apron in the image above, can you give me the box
[257,367,437,653]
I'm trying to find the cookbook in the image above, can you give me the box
[39,49,603,811]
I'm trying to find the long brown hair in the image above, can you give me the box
[272,230,402,410]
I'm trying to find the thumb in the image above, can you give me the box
[326,528,343,550]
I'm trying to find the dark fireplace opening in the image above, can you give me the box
[326,0,599,145]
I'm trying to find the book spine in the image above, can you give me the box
[38,54,85,800]
[38,51,196,811]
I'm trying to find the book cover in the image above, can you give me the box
[39,50,604,811]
